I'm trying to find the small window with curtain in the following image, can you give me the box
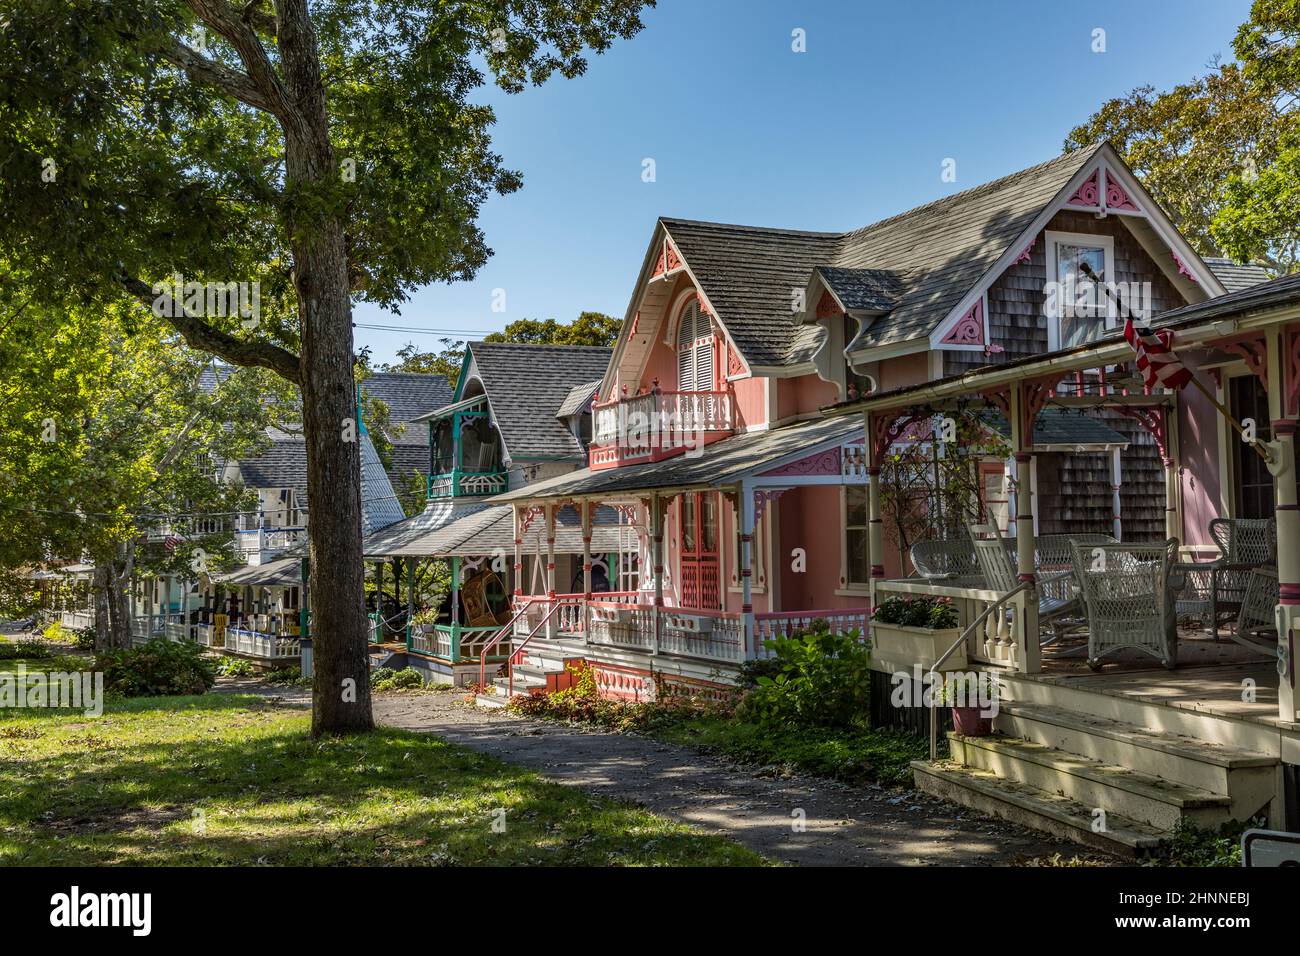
[845,486,869,586]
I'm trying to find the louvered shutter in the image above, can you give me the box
[676,302,697,391]
[675,301,714,392]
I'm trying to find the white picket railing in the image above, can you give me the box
[751,608,870,658]
[223,628,301,660]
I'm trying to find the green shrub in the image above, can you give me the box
[1148,819,1259,867]
[0,639,53,661]
[265,666,308,686]
[215,657,257,678]
[71,626,97,651]
[507,664,715,731]
[97,639,216,697]
[873,595,958,629]
[370,667,424,691]
[737,626,872,730]
[736,655,784,689]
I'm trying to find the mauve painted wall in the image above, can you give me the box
[733,376,767,430]
[1178,361,1223,549]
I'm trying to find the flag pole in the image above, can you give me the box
[1078,263,1272,465]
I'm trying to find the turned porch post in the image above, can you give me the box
[739,481,756,658]
[650,492,664,655]
[544,503,557,640]
[512,504,523,597]
[1163,406,1181,541]
[581,498,593,600]
[1110,448,1123,541]
[865,412,885,608]
[1010,384,1041,673]
[1266,328,1299,722]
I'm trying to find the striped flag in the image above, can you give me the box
[1123,317,1192,390]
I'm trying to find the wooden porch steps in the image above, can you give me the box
[948,732,1231,831]
[911,760,1166,858]
[913,695,1281,855]
[996,701,1277,801]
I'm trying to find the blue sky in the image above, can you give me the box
[354,0,1254,364]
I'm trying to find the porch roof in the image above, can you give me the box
[985,408,1129,451]
[214,555,303,588]
[363,502,632,559]
[494,415,862,504]
[824,273,1300,416]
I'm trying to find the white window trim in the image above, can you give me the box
[1044,230,1116,352]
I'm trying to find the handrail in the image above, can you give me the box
[506,597,581,697]
[478,598,542,687]
[927,580,1033,762]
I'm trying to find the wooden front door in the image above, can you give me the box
[678,491,721,610]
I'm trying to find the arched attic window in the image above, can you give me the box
[675,298,717,392]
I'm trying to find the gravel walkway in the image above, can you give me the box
[215,679,1090,866]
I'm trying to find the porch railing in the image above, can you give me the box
[223,627,301,659]
[751,608,871,657]
[58,610,94,631]
[426,468,509,500]
[409,622,506,663]
[871,579,1029,671]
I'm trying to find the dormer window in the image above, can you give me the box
[675,299,716,392]
[1045,230,1115,350]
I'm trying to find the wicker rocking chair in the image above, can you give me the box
[1070,539,1182,671]
[1175,518,1276,635]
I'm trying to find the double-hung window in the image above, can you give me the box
[1045,231,1115,351]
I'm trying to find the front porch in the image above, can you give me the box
[833,277,1300,849]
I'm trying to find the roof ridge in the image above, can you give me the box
[660,216,841,239]
[838,143,1102,243]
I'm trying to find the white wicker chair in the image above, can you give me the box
[1234,566,1279,658]
[909,539,985,587]
[967,523,1080,645]
[1176,518,1276,635]
[1070,539,1182,671]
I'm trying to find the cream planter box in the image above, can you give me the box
[870,621,965,671]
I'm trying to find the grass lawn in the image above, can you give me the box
[0,694,766,866]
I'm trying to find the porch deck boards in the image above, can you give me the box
[1025,630,1284,726]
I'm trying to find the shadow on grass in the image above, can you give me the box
[0,696,763,867]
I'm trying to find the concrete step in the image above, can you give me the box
[948,732,1232,831]
[912,760,1165,859]
[996,701,1277,808]
[475,693,508,709]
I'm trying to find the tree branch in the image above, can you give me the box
[120,275,302,384]
[161,39,282,115]
[185,0,307,136]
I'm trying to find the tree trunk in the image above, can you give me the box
[277,0,373,736]
[298,233,374,737]
[92,565,113,651]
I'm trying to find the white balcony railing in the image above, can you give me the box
[223,627,301,660]
[590,389,733,466]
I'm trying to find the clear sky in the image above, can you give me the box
[353,0,1255,364]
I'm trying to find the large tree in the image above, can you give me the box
[0,285,275,647]
[1067,0,1300,274]
[0,1,651,735]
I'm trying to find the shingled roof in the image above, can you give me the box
[465,343,613,462]
[1204,257,1273,294]
[361,372,454,440]
[659,144,1109,367]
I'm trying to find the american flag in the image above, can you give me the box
[164,535,181,553]
[1123,317,1192,391]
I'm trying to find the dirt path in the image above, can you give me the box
[216,680,1086,866]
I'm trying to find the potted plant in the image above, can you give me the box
[935,672,994,737]
[869,595,964,670]
[410,607,439,634]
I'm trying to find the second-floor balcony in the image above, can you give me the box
[427,467,509,499]
[234,526,307,563]
[590,387,733,469]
